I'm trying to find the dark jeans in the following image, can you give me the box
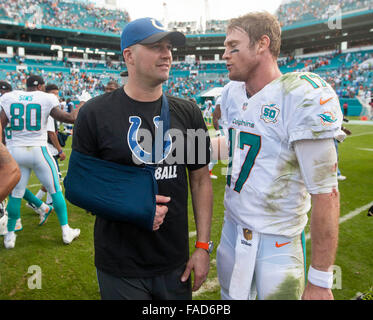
[96,264,192,300]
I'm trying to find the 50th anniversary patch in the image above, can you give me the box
[260,104,280,124]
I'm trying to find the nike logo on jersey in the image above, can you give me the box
[275,241,291,248]
[320,97,333,105]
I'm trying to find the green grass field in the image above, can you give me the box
[0,122,372,300]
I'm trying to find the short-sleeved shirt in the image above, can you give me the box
[221,72,344,237]
[46,117,58,156]
[0,90,59,147]
[72,87,210,277]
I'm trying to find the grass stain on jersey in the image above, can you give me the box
[277,72,305,95]
[295,97,315,109]
[264,155,300,213]
[312,145,338,187]
[265,273,305,300]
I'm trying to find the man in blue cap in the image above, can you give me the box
[69,17,213,300]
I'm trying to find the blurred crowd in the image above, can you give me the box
[0,0,129,33]
[1,48,372,102]
[276,0,373,27]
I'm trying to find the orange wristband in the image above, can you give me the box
[195,241,209,250]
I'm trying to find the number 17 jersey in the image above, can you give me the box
[0,90,59,147]
[221,72,344,237]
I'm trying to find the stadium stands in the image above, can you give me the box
[276,0,373,28]
[1,45,372,113]
[0,0,129,34]
[0,0,371,115]
[166,0,373,35]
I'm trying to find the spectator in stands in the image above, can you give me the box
[343,102,348,116]
[120,71,128,85]
[104,80,119,93]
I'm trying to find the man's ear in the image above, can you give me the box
[258,35,271,54]
[123,47,134,65]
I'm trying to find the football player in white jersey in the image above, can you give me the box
[1,80,50,232]
[0,75,81,249]
[213,12,344,300]
[0,122,20,202]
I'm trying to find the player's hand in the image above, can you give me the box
[58,151,66,161]
[153,195,170,231]
[71,102,84,121]
[302,282,334,300]
[181,248,210,291]
[342,127,351,135]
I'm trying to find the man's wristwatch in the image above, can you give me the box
[195,241,214,254]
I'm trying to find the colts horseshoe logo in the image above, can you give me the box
[150,18,167,31]
[128,116,172,164]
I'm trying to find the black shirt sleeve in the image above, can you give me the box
[72,102,99,157]
[186,101,211,171]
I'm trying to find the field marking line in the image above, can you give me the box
[305,201,373,240]
[189,230,197,238]
[345,131,373,138]
[356,148,373,152]
[193,278,220,297]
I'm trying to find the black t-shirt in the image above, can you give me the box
[72,87,210,277]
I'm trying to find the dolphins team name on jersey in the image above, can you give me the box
[0,90,60,147]
[221,72,344,237]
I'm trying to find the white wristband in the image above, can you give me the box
[308,266,333,289]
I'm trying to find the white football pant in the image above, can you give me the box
[216,217,306,300]
[8,146,61,198]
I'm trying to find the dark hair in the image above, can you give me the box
[26,75,45,88]
[45,83,59,92]
[106,80,119,89]
[0,81,12,91]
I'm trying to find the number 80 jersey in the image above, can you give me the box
[0,90,60,147]
[221,72,344,237]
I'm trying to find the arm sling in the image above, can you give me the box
[63,93,170,231]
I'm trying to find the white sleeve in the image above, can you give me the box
[48,94,60,114]
[287,73,346,148]
[46,116,55,132]
[294,138,338,194]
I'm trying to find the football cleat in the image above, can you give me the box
[4,232,16,249]
[38,204,54,226]
[368,205,373,217]
[15,219,23,232]
[26,202,39,214]
[209,170,218,179]
[337,175,346,181]
[62,227,80,245]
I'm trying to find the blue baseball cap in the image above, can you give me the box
[120,17,186,52]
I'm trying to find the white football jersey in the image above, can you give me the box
[0,90,59,147]
[221,72,344,237]
[47,116,58,156]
